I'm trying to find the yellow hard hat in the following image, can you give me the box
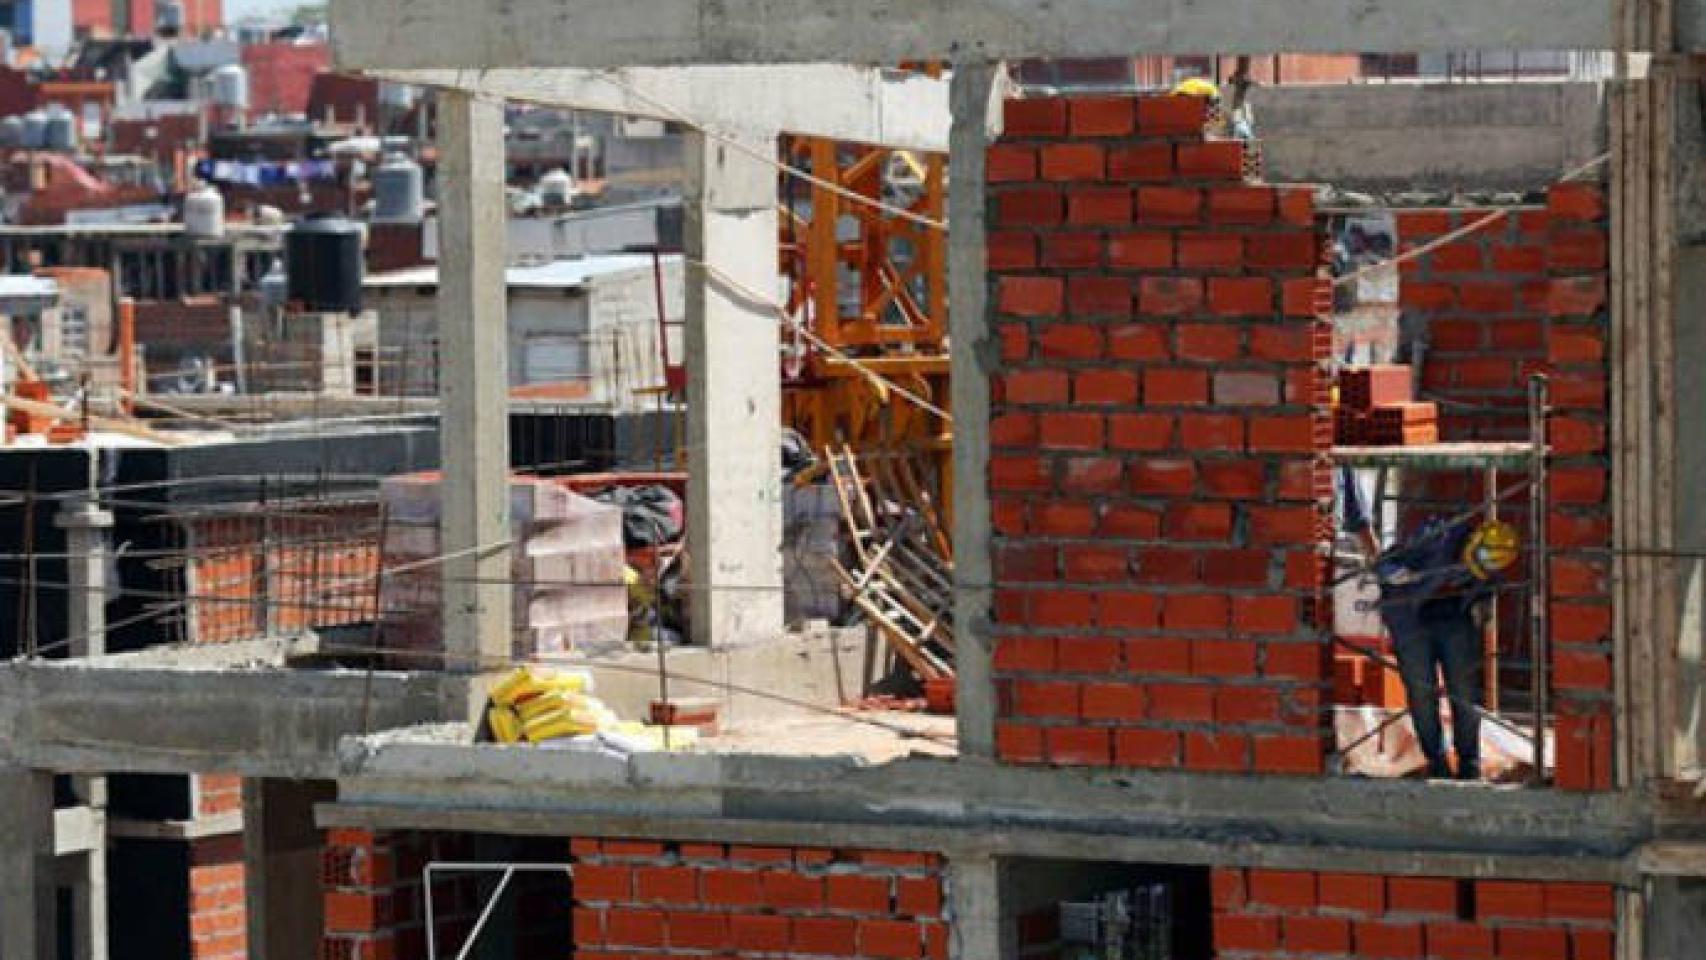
[1172,77,1222,99]
[1464,520,1521,579]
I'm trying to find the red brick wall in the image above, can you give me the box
[188,834,247,960]
[1212,867,1616,959]
[321,829,484,960]
[1394,184,1613,789]
[322,831,947,960]
[986,93,1334,774]
[572,839,947,960]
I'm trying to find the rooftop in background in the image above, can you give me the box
[364,253,683,291]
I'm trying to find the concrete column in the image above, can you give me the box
[0,768,58,960]
[436,91,513,716]
[947,60,1001,759]
[946,852,1007,960]
[243,779,335,960]
[683,130,783,647]
[55,486,113,658]
[1671,77,1706,778]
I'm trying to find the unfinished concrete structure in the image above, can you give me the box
[3,1,1706,958]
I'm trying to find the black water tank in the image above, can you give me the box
[286,216,364,314]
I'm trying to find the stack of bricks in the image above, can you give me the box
[571,839,948,959]
[1212,867,1615,959]
[985,92,1335,774]
[1393,184,1613,789]
[1334,366,1436,446]
[188,834,248,960]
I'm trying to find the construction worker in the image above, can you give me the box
[1374,516,1517,780]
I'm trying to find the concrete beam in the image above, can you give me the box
[0,659,444,777]
[331,0,1657,71]
[369,67,950,151]
[436,91,513,716]
[326,735,1650,880]
[683,130,784,647]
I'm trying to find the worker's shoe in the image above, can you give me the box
[1425,758,1453,779]
[1455,762,1481,782]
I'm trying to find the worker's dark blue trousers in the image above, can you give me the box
[1388,609,1482,778]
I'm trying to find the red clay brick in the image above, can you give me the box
[1166,501,1233,539]
[1123,637,1191,675]
[1067,275,1133,316]
[1177,231,1243,268]
[1549,182,1608,223]
[1185,731,1249,771]
[1068,186,1134,225]
[1215,914,1281,951]
[996,187,1064,226]
[1476,881,1545,921]
[762,872,826,910]
[1572,929,1614,960]
[575,864,633,902]
[986,144,1037,182]
[1013,680,1079,719]
[1207,277,1273,316]
[1249,869,1318,910]
[1543,882,1615,922]
[1046,726,1112,764]
[1109,413,1174,450]
[1175,323,1243,361]
[1069,96,1136,136]
[1253,733,1323,774]
[1108,142,1174,180]
[1138,186,1202,225]
[1147,683,1215,722]
[897,877,944,918]
[1076,684,1142,724]
[826,874,892,914]
[1075,370,1140,405]
[1191,639,1256,676]
[1213,370,1280,406]
[1108,230,1174,269]
[1356,920,1425,958]
[1175,140,1245,180]
[1115,727,1182,766]
[1246,232,1321,270]
[731,914,791,952]
[1004,98,1066,135]
[1144,367,1209,404]
[793,915,860,955]
[1005,369,1069,404]
[1056,637,1124,672]
[668,911,732,950]
[605,908,668,948]
[1497,925,1569,960]
[998,276,1064,317]
[1107,324,1170,360]
[1387,877,1459,918]
[1139,276,1205,316]
[1137,94,1207,134]
[1285,915,1352,954]
[1041,143,1106,182]
[1042,231,1103,267]
[1207,186,1276,224]
[1425,921,1494,959]
[634,866,698,904]
[996,723,1045,763]
[861,919,924,959]
[1165,594,1229,631]
[1318,872,1386,915]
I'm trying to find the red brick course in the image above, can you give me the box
[988,93,1332,775]
[1215,868,1616,959]
[572,839,948,959]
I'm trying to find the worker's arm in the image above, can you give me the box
[1339,467,1382,563]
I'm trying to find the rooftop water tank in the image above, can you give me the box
[210,64,248,111]
[259,259,288,308]
[157,0,184,35]
[286,216,365,315]
[41,105,74,151]
[372,153,423,224]
[184,184,225,238]
[377,82,416,111]
[538,168,575,208]
[21,110,47,150]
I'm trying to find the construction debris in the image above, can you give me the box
[826,446,954,689]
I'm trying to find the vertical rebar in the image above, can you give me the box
[1529,374,1552,785]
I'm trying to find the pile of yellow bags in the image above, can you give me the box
[483,666,699,751]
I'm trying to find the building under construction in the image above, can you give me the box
[2,0,1706,958]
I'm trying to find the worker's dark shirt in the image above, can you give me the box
[1376,517,1490,624]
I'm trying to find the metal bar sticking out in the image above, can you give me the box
[422,862,574,960]
[1530,374,1552,785]
[453,868,516,960]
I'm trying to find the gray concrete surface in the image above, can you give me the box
[1252,81,1607,193]
[683,129,784,647]
[436,91,515,721]
[329,0,1642,70]
[0,658,444,777]
[327,730,1652,881]
[370,66,951,151]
